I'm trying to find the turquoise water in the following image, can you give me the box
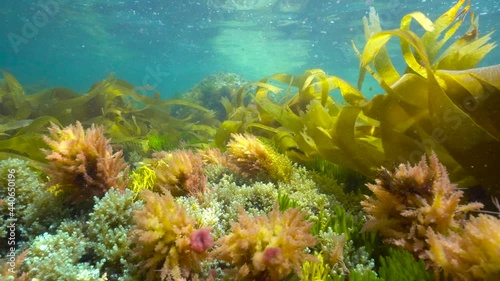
[1,0,499,98]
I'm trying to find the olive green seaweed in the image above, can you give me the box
[0,70,219,165]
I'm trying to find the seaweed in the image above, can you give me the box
[355,0,500,189]
[215,0,500,193]
[0,70,219,166]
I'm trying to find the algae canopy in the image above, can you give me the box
[1,0,500,281]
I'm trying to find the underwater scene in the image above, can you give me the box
[1,0,500,280]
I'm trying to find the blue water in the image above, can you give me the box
[1,0,499,98]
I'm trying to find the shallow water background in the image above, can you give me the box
[1,0,499,98]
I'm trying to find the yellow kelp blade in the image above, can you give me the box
[214,120,243,147]
[421,0,470,62]
[435,31,496,70]
[27,87,81,118]
[361,28,431,84]
[358,7,400,90]
[0,134,46,162]
[106,79,214,113]
[0,152,47,172]
[330,107,385,176]
[354,40,395,95]
[302,100,335,133]
[358,10,433,91]
[324,76,367,107]
[436,66,500,139]
[0,116,60,162]
[256,70,328,111]
[390,73,429,109]
[246,122,279,135]
[0,71,25,102]
[15,116,61,135]
[220,97,234,119]
[398,11,434,75]
[253,81,303,133]
[272,129,308,161]
[0,70,32,119]
[297,69,331,106]
[0,119,33,136]
[427,66,500,189]
[299,100,336,156]
[361,93,424,135]
[25,74,117,124]
[256,98,303,133]
[377,123,423,165]
[399,11,434,31]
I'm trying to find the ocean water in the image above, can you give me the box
[1,0,499,98]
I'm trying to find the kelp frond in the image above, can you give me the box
[214,0,500,192]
